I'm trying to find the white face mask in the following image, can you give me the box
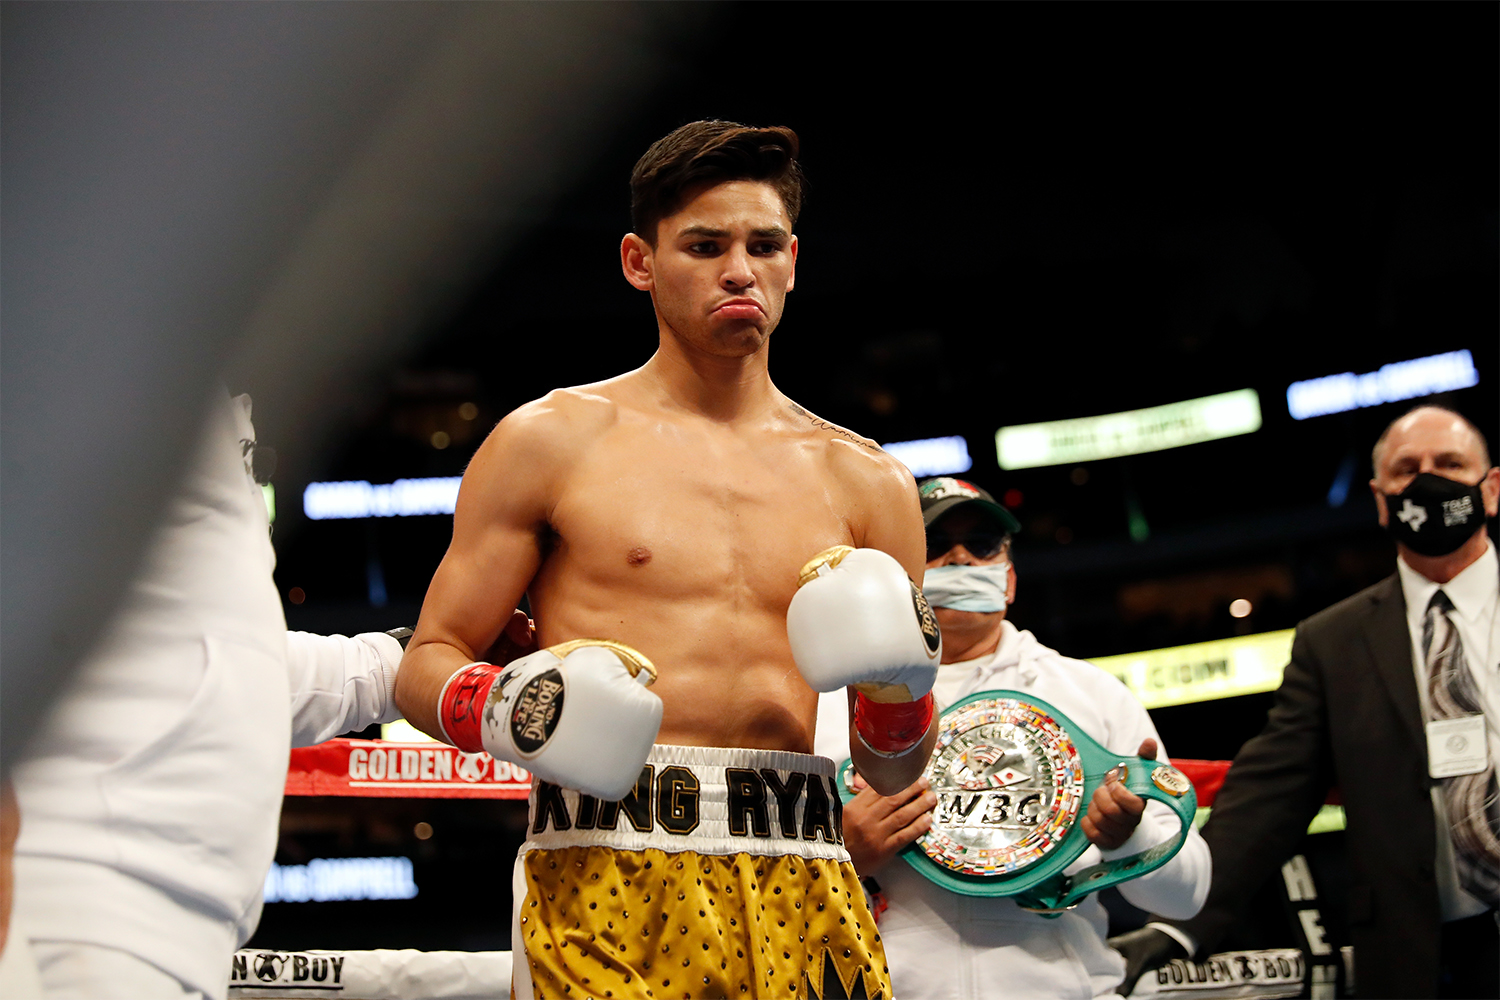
[922,561,1010,613]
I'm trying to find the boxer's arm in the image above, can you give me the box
[393,399,572,739]
[847,456,936,793]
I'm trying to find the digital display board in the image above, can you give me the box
[995,389,1262,470]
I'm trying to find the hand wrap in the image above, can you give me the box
[437,662,504,753]
[854,691,935,757]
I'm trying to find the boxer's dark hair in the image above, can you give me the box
[630,120,805,245]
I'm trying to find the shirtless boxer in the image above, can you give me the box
[393,121,939,1000]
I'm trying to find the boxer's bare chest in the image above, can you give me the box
[544,410,854,614]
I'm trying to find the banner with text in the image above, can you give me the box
[285,740,531,799]
[1091,630,1295,709]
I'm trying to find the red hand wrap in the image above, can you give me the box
[437,662,504,754]
[854,691,935,757]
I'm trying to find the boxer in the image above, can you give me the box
[394,121,936,999]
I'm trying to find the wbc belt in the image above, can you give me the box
[838,690,1196,916]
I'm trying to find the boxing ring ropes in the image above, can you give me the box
[228,740,1343,1000]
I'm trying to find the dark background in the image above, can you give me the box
[252,4,1497,956]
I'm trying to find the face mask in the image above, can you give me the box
[923,562,1011,613]
[1383,472,1489,557]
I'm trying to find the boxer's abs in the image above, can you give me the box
[529,565,828,754]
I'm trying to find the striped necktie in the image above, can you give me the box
[1424,589,1500,906]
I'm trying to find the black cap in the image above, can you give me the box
[917,477,1022,534]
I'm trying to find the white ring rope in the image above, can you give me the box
[229,948,512,1000]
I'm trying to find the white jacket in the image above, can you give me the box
[12,392,402,999]
[815,621,1210,1000]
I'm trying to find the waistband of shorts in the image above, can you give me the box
[521,744,850,861]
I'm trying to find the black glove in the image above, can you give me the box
[1107,926,1187,997]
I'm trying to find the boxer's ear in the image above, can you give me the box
[621,233,654,291]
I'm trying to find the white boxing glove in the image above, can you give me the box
[787,547,942,756]
[787,546,942,700]
[436,640,663,800]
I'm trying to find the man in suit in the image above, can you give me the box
[1112,405,1499,998]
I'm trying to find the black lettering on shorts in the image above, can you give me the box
[760,769,807,838]
[656,765,700,835]
[828,774,845,843]
[533,781,572,834]
[597,765,655,833]
[575,793,598,829]
[802,773,838,844]
[726,767,770,838]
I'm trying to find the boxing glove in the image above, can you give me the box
[437,639,663,800]
[787,546,942,756]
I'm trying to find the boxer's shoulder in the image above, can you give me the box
[454,389,623,523]
[781,398,906,480]
[779,395,920,547]
[477,387,620,465]
[515,384,624,436]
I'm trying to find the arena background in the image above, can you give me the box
[6,1,1496,967]
[259,5,1497,956]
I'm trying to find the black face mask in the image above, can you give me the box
[1383,472,1489,557]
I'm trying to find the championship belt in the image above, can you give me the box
[837,690,1197,916]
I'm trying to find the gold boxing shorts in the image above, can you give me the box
[510,745,890,1000]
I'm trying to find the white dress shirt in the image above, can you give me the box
[1395,539,1500,921]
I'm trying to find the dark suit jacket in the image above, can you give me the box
[1170,574,1444,998]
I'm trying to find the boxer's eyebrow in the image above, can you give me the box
[675,225,789,241]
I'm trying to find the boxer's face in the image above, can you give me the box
[621,179,797,357]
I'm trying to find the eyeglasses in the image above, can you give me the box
[926,529,1008,563]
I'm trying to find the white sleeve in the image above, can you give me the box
[1095,685,1212,920]
[812,688,853,762]
[285,630,404,748]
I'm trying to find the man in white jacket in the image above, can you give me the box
[816,476,1210,999]
[6,391,409,1000]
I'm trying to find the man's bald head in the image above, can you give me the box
[1371,405,1491,477]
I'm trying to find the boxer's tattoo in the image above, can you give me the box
[788,403,880,451]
